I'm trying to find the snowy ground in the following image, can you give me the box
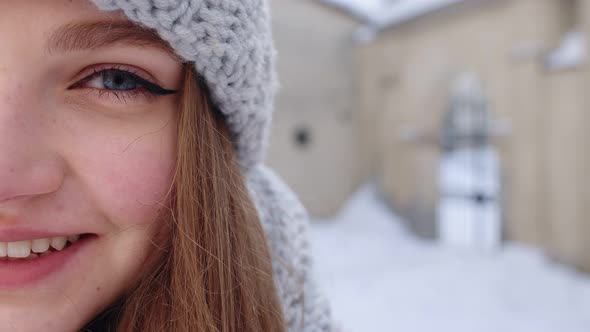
[310,184,590,332]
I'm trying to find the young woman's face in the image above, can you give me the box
[0,0,182,330]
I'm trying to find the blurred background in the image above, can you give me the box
[265,0,590,331]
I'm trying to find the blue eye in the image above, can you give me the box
[79,68,176,95]
[101,70,141,91]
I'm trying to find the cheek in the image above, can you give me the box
[70,121,177,228]
[105,148,175,221]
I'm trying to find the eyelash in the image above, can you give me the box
[69,65,177,103]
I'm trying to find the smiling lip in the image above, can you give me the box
[0,235,95,288]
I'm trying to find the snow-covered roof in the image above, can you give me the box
[319,0,390,22]
[319,0,468,29]
[544,30,587,71]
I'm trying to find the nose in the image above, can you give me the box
[0,82,64,204]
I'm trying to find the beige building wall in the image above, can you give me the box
[358,0,590,271]
[541,70,585,268]
[578,0,590,272]
[359,0,520,238]
[268,0,365,217]
[539,0,589,271]
[267,0,589,271]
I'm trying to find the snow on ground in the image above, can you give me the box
[310,184,590,332]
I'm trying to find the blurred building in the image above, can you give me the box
[268,0,590,272]
[267,0,367,217]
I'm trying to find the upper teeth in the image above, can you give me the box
[0,235,81,258]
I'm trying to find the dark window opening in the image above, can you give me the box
[294,127,311,149]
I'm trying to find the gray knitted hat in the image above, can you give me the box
[89,1,332,331]
[92,0,276,171]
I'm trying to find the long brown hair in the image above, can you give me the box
[89,64,285,331]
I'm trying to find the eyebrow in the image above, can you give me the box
[46,20,181,61]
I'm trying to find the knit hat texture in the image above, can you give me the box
[91,0,277,171]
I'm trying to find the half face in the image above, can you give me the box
[0,1,182,330]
